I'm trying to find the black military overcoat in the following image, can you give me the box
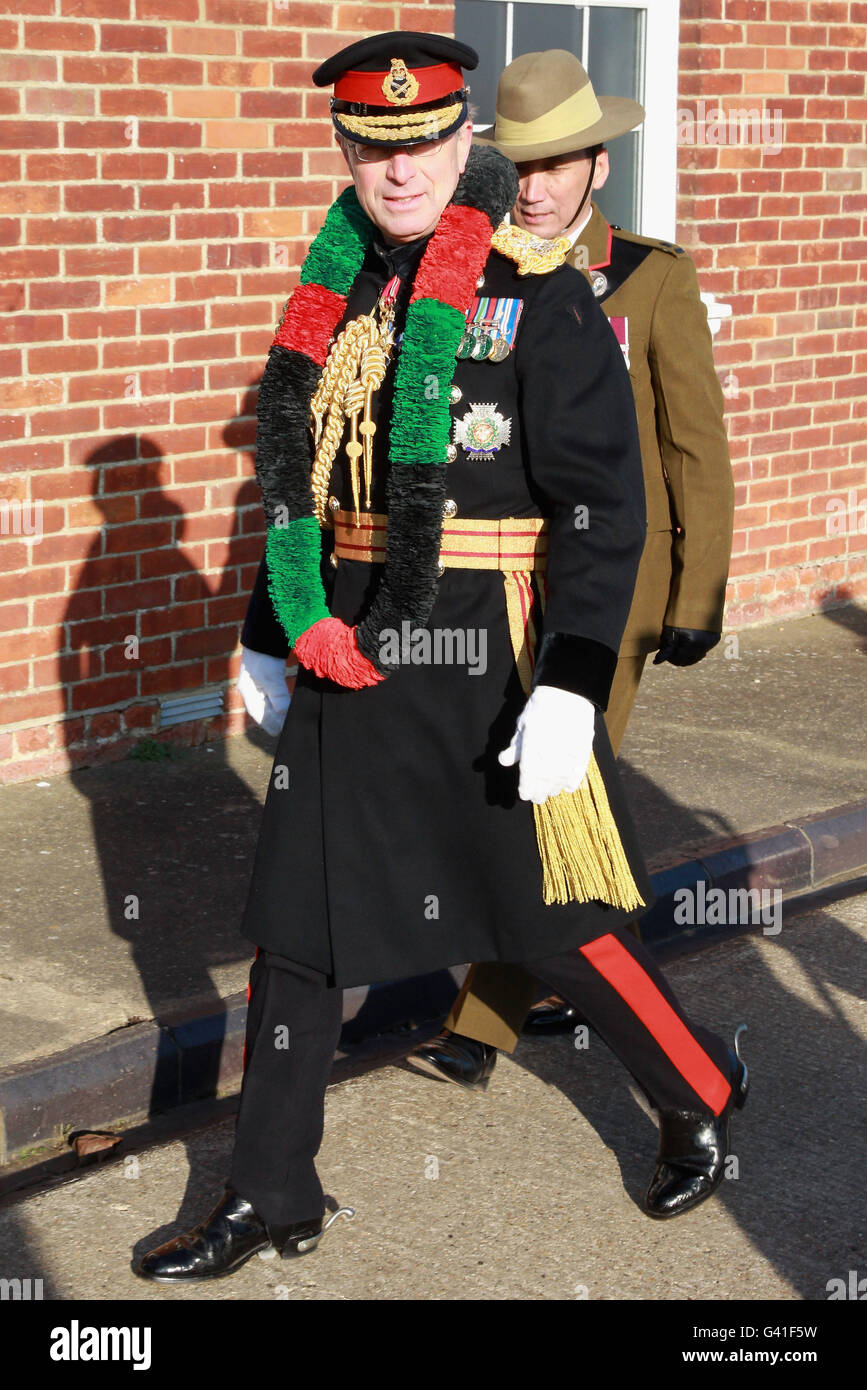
[240,236,652,987]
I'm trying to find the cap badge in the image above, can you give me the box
[382,58,420,106]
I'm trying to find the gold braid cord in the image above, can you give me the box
[490,221,571,277]
[309,296,395,527]
[336,101,463,142]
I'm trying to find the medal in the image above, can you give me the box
[458,296,525,363]
[590,269,608,298]
[454,401,512,460]
[471,330,492,360]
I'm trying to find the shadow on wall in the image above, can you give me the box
[56,394,269,1221]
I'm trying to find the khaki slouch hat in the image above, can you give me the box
[477,49,645,162]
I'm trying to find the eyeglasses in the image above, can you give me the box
[349,138,447,164]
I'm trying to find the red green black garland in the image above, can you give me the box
[254,145,519,689]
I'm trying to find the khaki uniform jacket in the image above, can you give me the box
[574,205,734,655]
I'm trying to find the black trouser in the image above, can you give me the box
[229,929,735,1230]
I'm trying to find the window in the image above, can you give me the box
[455,0,679,239]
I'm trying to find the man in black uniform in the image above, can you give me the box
[135,32,747,1285]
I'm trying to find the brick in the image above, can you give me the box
[96,155,158,198]
[241,151,303,179]
[210,60,271,87]
[64,184,136,213]
[64,247,131,277]
[63,119,130,148]
[173,89,236,119]
[175,211,238,240]
[140,304,206,335]
[141,661,205,697]
[0,312,63,345]
[103,215,171,243]
[240,90,302,120]
[273,120,333,149]
[63,55,133,84]
[24,21,95,49]
[103,275,170,305]
[242,28,300,58]
[66,307,136,339]
[2,689,67,723]
[243,210,303,239]
[68,674,138,711]
[205,0,268,20]
[0,182,59,214]
[61,0,131,13]
[102,339,169,371]
[172,26,236,56]
[0,53,56,81]
[165,326,240,362]
[138,367,206,398]
[29,279,100,310]
[26,218,97,248]
[101,89,167,118]
[25,87,95,117]
[101,24,167,52]
[175,152,237,179]
[139,600,204,636]
[175,271,236,300]
[207,180,269,208]
[207,241,271,270]
[139,182,205,210]
[204,120,268,149]
[0,120,59,150]
[139,121,202,148]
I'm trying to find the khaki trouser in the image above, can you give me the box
[444,651,648,1051]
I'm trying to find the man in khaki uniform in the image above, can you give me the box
[407,49,734,1085]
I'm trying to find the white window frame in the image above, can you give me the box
[462,0,680,239]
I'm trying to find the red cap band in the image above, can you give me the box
[334,62,464,106]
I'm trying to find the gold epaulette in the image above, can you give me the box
[490,222,571,276]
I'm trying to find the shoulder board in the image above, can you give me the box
[610,226,685,257]
[490,222,571,277]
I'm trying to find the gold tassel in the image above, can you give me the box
[499,573,643,912]
[533,756,645,911]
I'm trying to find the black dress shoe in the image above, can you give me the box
[405,1030,497,1090]
[523,996,589,1035]
[644,1032,750,1221]
[134,1187,353,1284]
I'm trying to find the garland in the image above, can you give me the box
[255,145,519,689]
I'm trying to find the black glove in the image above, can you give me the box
[653,626,721,667]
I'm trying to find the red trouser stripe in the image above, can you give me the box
[579,934,731,1114]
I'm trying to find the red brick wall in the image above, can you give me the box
[677,0,867,627]
[0,1,454,783]
[1,1,865,783]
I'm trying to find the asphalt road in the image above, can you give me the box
[1,886,864,1306]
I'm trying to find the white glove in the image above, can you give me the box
[498,685,596,804]
[237,645,291,736]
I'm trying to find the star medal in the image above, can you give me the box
[454,402,512,461]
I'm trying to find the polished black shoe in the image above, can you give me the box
[523,995,589,1035]
[134,1187,354,1284]
[405,1030,497,1090]
[644,1029,750,1221]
